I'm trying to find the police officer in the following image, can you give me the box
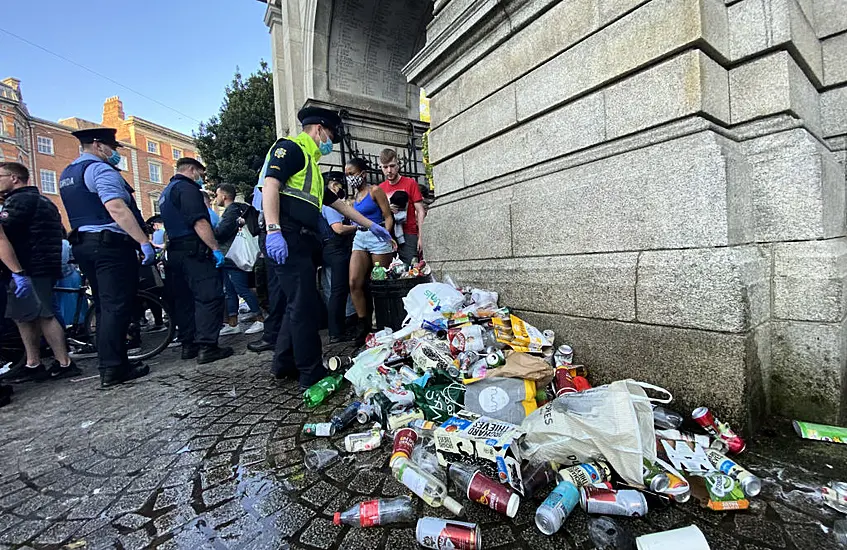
[259,107,392,388]
[60,128,155,387]
[159,157,233,364]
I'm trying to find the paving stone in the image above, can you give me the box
[339,526,385,549]
[0,520,45,545]
[119,528,153,550]
[301,480,338,508]
[299,517,342,549]
[113,512,150,530]
[347,470,384,494]
[481,524,517,548]
[154,484,194,510]
[153,504,196,535]
[271,502,315,538]
[31,520,86,545]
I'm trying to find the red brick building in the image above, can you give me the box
[0,78,198,227]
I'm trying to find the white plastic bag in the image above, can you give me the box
[519,380,671,485]
[402,282,464,325]
[225,227,260,271]
[344,345,391,395]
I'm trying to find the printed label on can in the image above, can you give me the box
[581,486,647,517]
[392,428,418,462]
[559,463,606,487]
[417,518,479,550]
[467,471,514,515]
[400,466,430,498]
[359,500,381,527]
[542,480,580,513]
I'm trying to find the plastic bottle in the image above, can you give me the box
[391,456,464,516]
[412,440,447,484]
[333,496,416,527]
[652,405,684,429]
[303,374,344,408]
[371,262,387,281]
[331,401,362,431]
[449,462,520,518]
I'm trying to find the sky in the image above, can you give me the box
[0,0,271,137]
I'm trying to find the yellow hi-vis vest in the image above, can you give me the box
[260,132,324,210]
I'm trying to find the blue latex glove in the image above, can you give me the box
[265,232,288,265]
[11,273,32,298]
[140,242,156,266]
[369,223,392,243]
[212,250,226,268]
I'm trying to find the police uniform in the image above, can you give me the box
[257,107,343,387]
[159,170,231,362]
[59,128,149,384]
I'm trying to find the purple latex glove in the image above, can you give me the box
[11,273,32,298]
[266,232,289,265]
[369,223,392,243]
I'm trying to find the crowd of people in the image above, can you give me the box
[0,106,426,405]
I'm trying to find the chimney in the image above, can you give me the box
[102,96,125,127]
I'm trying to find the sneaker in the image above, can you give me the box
[219,324,243,336]
[238,311,259,323]
[69,343,98,360]
[197,346,234,364]
[167,340,182,348]
[244,321,264,335]
[20,364,50,383]
[238,302,251,314]
[46,360,82,380]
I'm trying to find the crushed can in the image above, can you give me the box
[579,485,648,517]
[416,517,481,550]
[554,345,573,367]
[692,407,746,454]
[344,426,384,452]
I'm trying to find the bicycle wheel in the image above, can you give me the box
[87,289,175,362]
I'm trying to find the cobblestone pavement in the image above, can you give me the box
[0,333,845,550]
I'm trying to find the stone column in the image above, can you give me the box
[405,0,847,429]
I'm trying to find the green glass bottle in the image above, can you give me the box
[303,374,344,408]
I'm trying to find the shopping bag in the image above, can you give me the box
[402,282,464,325]
[405,370,466,422]
[225,227,260,271]
[519,380,672,485]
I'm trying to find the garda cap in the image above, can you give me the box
[71,127,122,149]
[298,107,342,143]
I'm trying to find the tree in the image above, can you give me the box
[195,61,276,197]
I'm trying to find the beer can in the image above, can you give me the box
[398,365,419,384]
[692,407,746,454]
[554,344,574,367]
[416,517,481,550]
[326,355,352,372]
[344,427,383,452]
[535,480,579,536]
[642,459,671,493]
[579,485,648,517]
[554,367,578,396]
[557,461,611,488]
[388,409,425,431]
[391,427,418,466]
[356,403,373,424]
[485,350,505,367]
[302,423,336,437]
[705,449,761,497]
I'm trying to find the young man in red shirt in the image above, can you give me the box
[378,149,425,264]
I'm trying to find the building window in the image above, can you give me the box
[147,139,160,155]
[37,136,54,155]
[151,194,161,215]
[172,147,182,161]
[149,162,162,183]
[40,169,57,194]
[0,116,6,137]
[117,155,128,171]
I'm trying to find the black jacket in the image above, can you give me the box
[0,186,63,279]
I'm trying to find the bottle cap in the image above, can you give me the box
[333,512,341,525]
[443,496,464,516]
[506,493,520,518]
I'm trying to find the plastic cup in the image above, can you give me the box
[636,525,710,550]
[304,449,339,470]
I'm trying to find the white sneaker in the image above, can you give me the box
[245,321,264,335]
[238,311,258,323]
[219,324,243,336]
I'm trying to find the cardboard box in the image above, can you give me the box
[434,411,524,490]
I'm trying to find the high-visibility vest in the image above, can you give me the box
[259,131,324,210]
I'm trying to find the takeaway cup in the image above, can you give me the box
[636,525,710,550]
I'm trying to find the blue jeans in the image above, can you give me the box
[223,267,260,317]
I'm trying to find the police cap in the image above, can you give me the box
[298,107,342,143]
[323,170,345,184]
[71,127,122,148]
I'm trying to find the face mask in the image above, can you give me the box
[318,129,333,156]
[346,174,363,189]
[195,176,204,187]
[106,150,122,166]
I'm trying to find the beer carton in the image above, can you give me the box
[434,411,524,491]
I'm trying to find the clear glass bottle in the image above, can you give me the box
[391,456,463,516]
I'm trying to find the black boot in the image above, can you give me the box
[181,344,200,360]
[197,345,234,365]
[100,363,150,388]
[247,339,274,353]
[354,317,371,347]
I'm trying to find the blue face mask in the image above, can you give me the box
[106,150,122,166]
[195,176,204,187]
[318,129,333,156]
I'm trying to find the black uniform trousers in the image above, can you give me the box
[258,232,284,345]
[322,243,351,339]
[73,233,138,371]
[270,229,325,388]
[165,239,224,346]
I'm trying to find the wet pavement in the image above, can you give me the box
[0,332,846,550]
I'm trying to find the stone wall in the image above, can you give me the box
[405,0,847,429]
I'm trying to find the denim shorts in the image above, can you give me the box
[352,229,394,254]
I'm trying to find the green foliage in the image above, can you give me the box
[195,61,276,197]
[422,129,434,192]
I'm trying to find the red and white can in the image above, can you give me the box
[691,407,746,454]
[554,367,578,396]
[416,517,481,550]
[579,485,648,517]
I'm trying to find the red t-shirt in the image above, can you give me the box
[380,176,423,235]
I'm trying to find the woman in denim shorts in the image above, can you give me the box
[345,158,395,343]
